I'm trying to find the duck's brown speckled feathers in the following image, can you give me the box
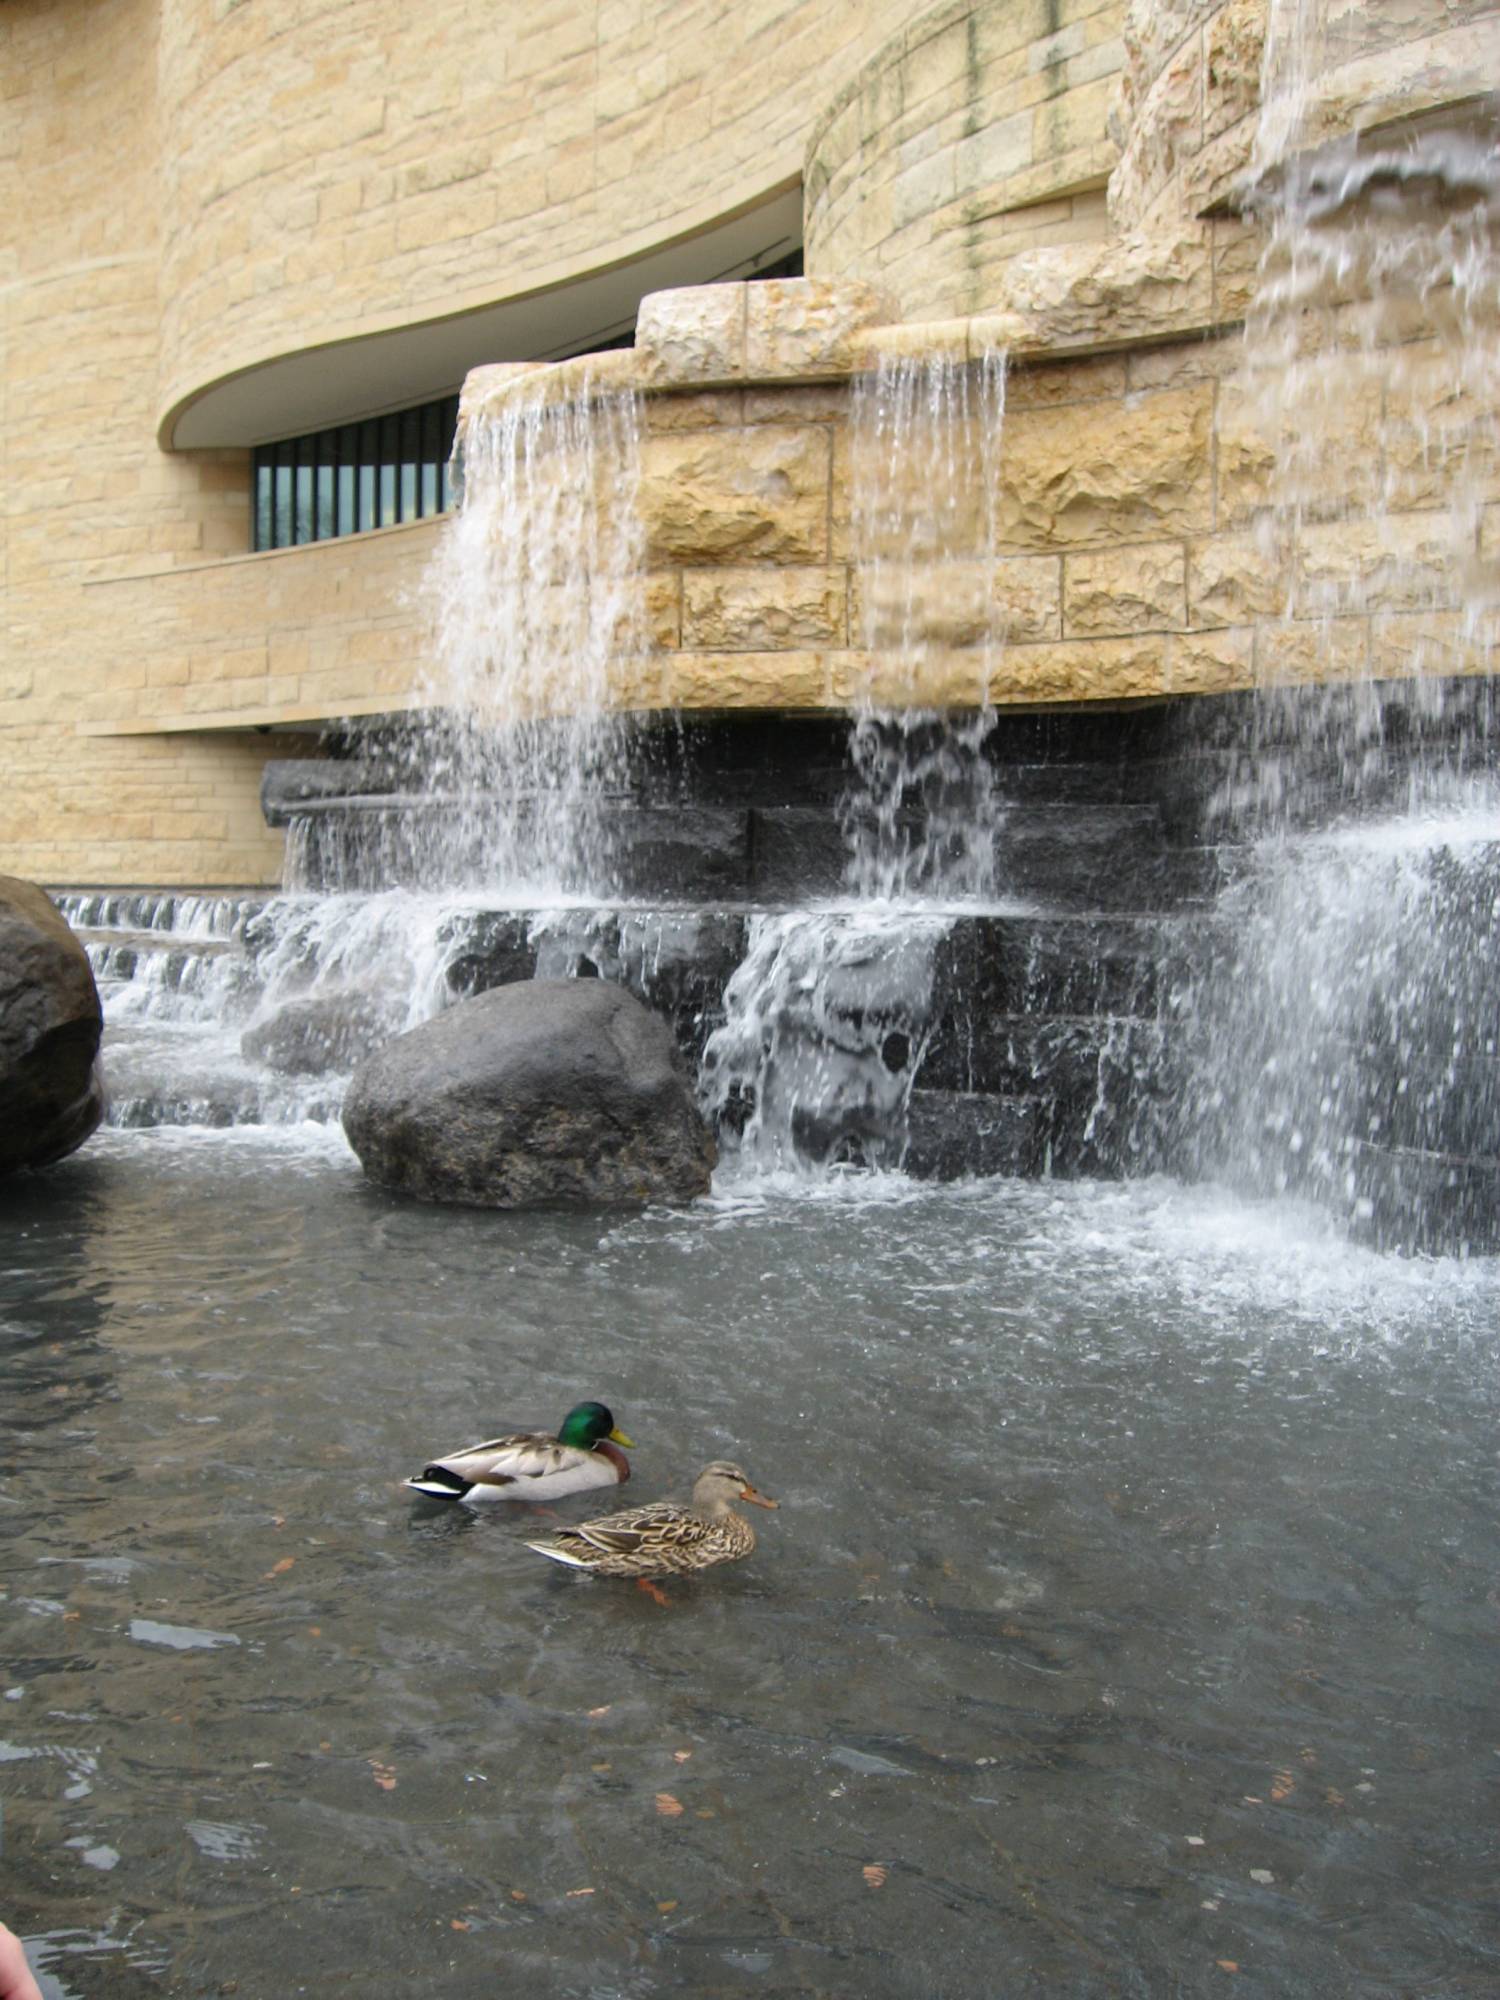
[524,1460,778,1579]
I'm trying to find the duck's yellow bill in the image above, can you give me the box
[609,1427,636,1448]
[740,1484,779,1509]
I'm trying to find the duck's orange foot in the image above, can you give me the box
[634,1577,671,1608]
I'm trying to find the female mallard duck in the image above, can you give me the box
[523,1461,778,1581]
[405,1401,634,1504]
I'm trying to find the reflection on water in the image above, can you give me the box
[2,1131,1498,1997]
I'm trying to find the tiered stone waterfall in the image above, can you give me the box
[65,6,1500,1254]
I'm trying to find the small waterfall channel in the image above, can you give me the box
[1167,54,1500,1248]
[700,347,1017,1173]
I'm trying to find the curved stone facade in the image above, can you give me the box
[1109,0,1500,234]
[805,0,1127,320]
[3,0,1499,887]
[155,0,916,442]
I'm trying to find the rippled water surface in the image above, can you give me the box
[2,1132,1498,1997]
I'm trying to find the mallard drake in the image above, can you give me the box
[405,1401,635,1503]
[523,1460,778,1580]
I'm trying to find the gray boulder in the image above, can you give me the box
[0,875,105,1173]
[342,977,716,1208]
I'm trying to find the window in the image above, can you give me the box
[252,393,460,550]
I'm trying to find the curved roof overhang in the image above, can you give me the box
[162,184,802,450]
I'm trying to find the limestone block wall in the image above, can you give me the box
[449,280,1499,725]
[1109,0,1500,235]
[2,0,302,888]
[71,521,443,737]
[154,0,923,437]
[805,0,1127,320]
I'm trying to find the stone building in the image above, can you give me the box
[4,0,1496,887]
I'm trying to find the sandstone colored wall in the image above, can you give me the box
[2,0,292,887]
[5,0,1498,891]
[154,0,923,438]
[805,0,1127,320]
[1109,0,1500,235]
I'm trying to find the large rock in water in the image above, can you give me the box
[342,978,716,1208]
[0,876,105,1174]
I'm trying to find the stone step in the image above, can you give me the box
[1348,1139,1500,1257]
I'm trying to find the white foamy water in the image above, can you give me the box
[700,908,950,1173]
[413,367,646,895]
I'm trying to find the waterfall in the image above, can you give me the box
[379,367,646,897]
[841,345,1009,903]
[700,347,1013,1176]
[699,911,947,1173]
[1175,20,1500,1248]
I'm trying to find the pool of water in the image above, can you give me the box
[2,1130,1497,1997]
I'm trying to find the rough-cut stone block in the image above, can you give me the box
[742,383,848,426]
[1219,366,1386,528]
[743,278,897,379]
[850,319,971,373]
[1064,541,1186,634]
[670,649,836,711]
[1254,614,1369,686]
[1370,609,1500,684]
[1189,531,1287,626]
[994,383,1214,548]
[1000,229,1216,352]
[635,284,746,388]
[1382,339,1500,511]
[1211,216,1261,324]
[1006,352,1129,409]
[1166,624,1255,694]
[990,634,1169,703]
[457,361,550,428]
[851,554,1060,649]
[643,573,682,650]
[1204,0,1264,140]
[644,390,740,433]
[853,643,996,710]
[1296,515,1461,617]
[639,426,831,566]
[682,567,848,651]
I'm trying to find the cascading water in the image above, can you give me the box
[841,345,1008,904]
[700,347,1016,1175]
[1174,40,1500,1246]
[74,371,658,1134]
[411,367,647,895]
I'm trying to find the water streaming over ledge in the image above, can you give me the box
[841,346,1009,906]
[1167,63,1500,1246]
[701,346,1013,1174]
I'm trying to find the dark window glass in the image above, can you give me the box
[252,392,462,550]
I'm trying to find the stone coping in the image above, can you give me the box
[458,256,1248,428]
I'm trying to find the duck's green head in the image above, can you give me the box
[559,1400,635,1450]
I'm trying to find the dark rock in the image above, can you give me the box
[440,911,538,997]
[342,978,715,1208]
[260,758,402,826]
[606,806,752,900]
[0,875,105,1173]
[904,1090,1043,1179]
[241,990,396,1077]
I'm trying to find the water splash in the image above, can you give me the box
[700,910,947,1173]
[1179,47,1500,1249]
[1174,803,1500,1252]
[842,346,1009,902]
